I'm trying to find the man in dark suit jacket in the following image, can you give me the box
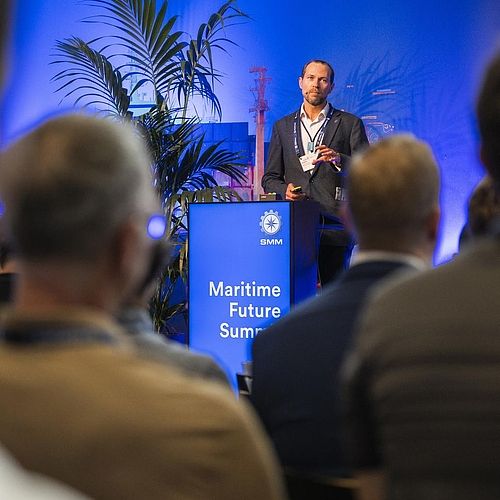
[342,52,500,500]
[252,134,440,475]
[262,59,369,284]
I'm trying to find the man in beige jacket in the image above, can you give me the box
[0,113,285,500]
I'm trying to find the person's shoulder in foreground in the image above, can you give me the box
[0,307,286,500]
[342,240,500,495]
[253,132,439,477]
[342,50,500,500]
[118,307,231,386]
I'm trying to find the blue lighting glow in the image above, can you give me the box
[2,0,499,261]
[147,214,166,240]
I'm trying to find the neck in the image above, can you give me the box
[357,241,434,266]
[14,261,117,315]
[303,100,327,121]
[0,260,17,273]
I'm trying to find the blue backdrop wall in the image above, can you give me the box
[2,0,499,261]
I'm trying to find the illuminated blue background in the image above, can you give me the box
[189,202,292,387]
[2,0,500,261]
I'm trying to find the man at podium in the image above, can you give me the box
[262,59,368,284]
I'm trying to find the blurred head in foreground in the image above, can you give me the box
[0,113,159,312]
[346,133,440,262]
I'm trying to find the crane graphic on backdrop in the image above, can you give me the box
[249,67,271,199]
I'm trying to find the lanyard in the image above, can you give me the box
[293,105,334,156]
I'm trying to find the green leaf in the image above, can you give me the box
[52,0,249,332]
[52,37,131,116]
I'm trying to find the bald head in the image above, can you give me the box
[347,134,440,253]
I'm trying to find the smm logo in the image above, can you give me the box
[259,210,283,246]
[260,238,283,246]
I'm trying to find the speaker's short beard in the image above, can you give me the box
[305,93,327,107]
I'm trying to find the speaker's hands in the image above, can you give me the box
[285,183,306,201]
[313,144,341,171]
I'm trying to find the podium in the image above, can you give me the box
[188,200,319,389]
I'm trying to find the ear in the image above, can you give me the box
[298,76,303,90]
[110,218,149,302]
[112,219,135,269]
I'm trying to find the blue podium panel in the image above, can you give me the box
[188,202,292,388]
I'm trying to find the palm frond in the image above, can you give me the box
[52,37,131,116]
[52,0,248,334]
[160,133,246,197]
[173,0,249,118]
[81,0,187,102]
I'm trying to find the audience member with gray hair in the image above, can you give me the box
[342,51,500,500]
[0,113,285,500]
[251,133,439,479]
[1,4,92,497]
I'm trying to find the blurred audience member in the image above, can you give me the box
[0,242,17,305]
[117,242,231,386]
[457,222,471,251]
[342,51,500,500]
[0,0,13,89]
[459,175,500,251]
[468,175,500,235]
[0,0,13,145]
[0,114,285,500]
[251,134,440,476]
[1,6,93,498]
[0,444,88,499]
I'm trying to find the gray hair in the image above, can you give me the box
[0,113,156,262]
[347,134,440,248]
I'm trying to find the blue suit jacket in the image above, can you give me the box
[250,260,412,474]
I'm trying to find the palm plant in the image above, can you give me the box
[52,0,248,333]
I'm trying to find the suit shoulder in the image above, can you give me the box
[253,289,340,349]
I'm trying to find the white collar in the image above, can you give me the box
[350,250,429,271]
[300,102,330,121]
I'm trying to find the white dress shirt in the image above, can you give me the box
[299,102,331,154]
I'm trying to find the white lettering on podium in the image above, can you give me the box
[219,323,264,339]
[209,281,281,297]
[260,238,283,246]
[229,302,281,319]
